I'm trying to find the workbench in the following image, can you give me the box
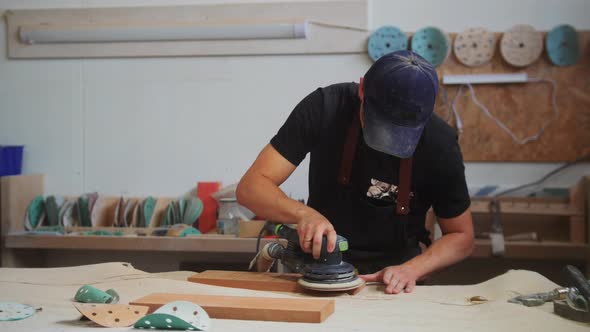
[0,262,587,331]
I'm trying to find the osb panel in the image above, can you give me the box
[434,31,590,162]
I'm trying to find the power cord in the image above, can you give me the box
[493,153,590,198]
[307,20,369,32]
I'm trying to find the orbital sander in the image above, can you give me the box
[259,223,364,292]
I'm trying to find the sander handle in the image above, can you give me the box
[273,223,349,254]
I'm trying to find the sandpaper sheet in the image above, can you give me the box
[0,262,587,331]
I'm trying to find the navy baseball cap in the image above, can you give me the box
[362,50,439,158]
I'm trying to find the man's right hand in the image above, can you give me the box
[295,210,337,260]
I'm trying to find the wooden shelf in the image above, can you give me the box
[472,239,588,260]
[5,233,279,253]
[5,233,587,261]
[470,199,584,217]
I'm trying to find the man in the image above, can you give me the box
[236,50,474,294]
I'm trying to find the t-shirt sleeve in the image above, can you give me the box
[270,88,324,166]
[431,139,471,219]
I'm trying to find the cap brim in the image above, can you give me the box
[362,102,425,158]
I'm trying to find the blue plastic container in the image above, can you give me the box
[0,145,24,176]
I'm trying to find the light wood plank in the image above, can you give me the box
[130,293,334,323]
[189,270,365,295]
[189,270,302,293]
[1,175,44,267]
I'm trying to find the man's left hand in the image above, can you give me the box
[359,264,419,294]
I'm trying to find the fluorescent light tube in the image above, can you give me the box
[443,73,528,85]
[19,21,309,44]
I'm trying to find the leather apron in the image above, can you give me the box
[334,90,423,274]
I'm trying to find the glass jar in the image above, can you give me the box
[216,198,240,235]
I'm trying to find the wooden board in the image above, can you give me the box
[0,174,44,267]
[189,270,303,293]
[5,1,368,58]
[0,174,44,234]
[130,293,334,323]
[188,270,365,295]
[435,31,590,161]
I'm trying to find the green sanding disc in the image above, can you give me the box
[77,195,92,227]
[74,285,119,304]
[183,197,203,226]
[25,195,45,230]
[411,26,450,67]
[134,313,195,330]
[142,197,157,227]
[134,301,210,330]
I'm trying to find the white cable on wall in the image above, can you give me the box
[450,76,559,145]
[307,20,369,32]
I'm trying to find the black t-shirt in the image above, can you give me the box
[271,82,470,252]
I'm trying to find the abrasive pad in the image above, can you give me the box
[454,27,497,67]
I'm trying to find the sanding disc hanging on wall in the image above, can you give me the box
[500,24,543,67]
[546,24,580,66]
[367,25,408,62]
[411,26,450,67]
[454,27,497,67]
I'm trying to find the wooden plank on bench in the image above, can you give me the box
[130,293,334,323]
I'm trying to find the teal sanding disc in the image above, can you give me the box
[367,26,408,62]
[546,24,579,66]
[411,26,450,67]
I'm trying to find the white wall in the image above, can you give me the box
[0,0,588,200]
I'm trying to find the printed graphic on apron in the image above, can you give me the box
[366,178,414,203]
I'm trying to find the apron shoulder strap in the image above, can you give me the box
[396,158,413,215]
[338,109,361,185]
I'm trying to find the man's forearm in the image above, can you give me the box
[404,232,474,280]
[236,171,314,225]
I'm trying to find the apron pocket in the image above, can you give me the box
[357,197,408,251]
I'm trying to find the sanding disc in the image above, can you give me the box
[74,303,149,328]
[135,301,210,331]
[500,24,543,67]
[454,27,497,67]
[298,277,364,292]
[0,302,36,321]
[24,195,45,230]
[367,25,408,62]
[59,199,76,227]
[411,26,450,67]
[546,24,580,66]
